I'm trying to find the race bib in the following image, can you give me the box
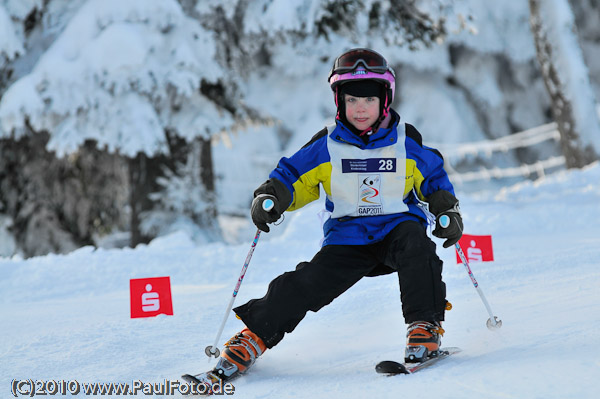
[327,125,409,218]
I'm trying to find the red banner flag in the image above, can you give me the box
[456,234,494,263]
[130,276,174,318]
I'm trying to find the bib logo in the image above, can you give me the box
[358,174,383,215]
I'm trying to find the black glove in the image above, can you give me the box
[251,194,281,232]
[428,190,463,248]
[250,178,292,233]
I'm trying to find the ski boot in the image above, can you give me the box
[182,328,267,391]
[212,327,267,381]
[404,321,444,363]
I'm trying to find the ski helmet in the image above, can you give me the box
[328,48,396,118]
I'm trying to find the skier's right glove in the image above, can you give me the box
[251,194,281,232]
[250,178,292,233]
[428,190,463,248]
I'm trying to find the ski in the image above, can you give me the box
[375,347,461,375]
[181,371,237,396]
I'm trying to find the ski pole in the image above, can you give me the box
[439,215,502,330]
[205,198,275,359]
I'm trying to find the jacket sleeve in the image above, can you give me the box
[268,128,331,212]
[405,124,455,201]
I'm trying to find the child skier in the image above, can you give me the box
[211,48,462,382]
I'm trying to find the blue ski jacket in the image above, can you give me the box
[269,109,455,246]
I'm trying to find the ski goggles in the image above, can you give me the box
[329,48,395,78]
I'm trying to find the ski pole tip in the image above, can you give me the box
[205,345,220,358]
[486,316,502,330]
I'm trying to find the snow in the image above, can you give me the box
[2,163,599,398]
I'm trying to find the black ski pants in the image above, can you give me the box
[234,220,447,348]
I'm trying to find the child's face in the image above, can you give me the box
[344,94,380,131]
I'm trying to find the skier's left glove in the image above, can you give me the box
[428,190,463,248]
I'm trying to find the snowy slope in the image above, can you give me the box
[1,163,599,398]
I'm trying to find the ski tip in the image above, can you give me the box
[182,374,200,384]
[375,360,409,375]
[376,347,463,375]
[443,346,462,355]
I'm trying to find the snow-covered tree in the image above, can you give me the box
[0,0,256,254]
[0,0,232,155]
[529,0,600,168]
[141,136,219,243]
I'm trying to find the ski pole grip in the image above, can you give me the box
[439,214,450,228]
[262,198,275,212]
